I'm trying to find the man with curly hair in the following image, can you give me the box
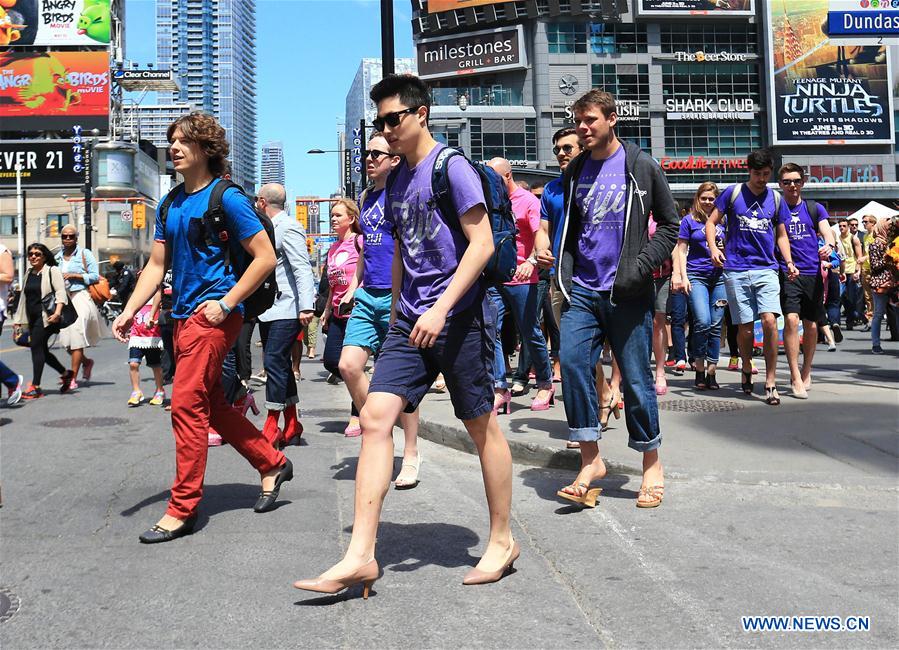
[112,112,292,543]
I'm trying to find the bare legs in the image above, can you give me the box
[652,312,668,392]
[316,392,513,579]
[784,314,817,396]
[339,345,419,463]
[738,315,778,390]
[70,348,90,379]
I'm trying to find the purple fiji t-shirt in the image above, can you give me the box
[572,145,627,292]
[387,144,486,319]
[360,188,395,289]
[778,199,829,276]
[714,184,781,272]
[678,215,724,275]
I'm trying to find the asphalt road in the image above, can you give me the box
[1,330,897,649]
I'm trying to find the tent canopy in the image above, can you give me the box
[846,201,899,222]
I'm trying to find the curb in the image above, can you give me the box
[418,417,644,476]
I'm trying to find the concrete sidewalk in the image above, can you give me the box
[417,328,899,484]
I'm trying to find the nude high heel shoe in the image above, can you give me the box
[293,559,380,599]
[462,542,520,586]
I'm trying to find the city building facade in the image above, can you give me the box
[122,103,196,149]
[344,58,417,193]
[156,0,258,192]
[409,0,898,214]
[261,141,286,186]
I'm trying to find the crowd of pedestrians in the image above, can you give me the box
[3,75,898,597]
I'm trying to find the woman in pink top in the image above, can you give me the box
[322,198,363,433]
[486,158,554,414]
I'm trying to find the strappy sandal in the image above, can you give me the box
[394,452,421,490]
[741,370,753,394]
[599,391,621,431]
[636,485,665,508]
[556,482,602,508]
[765,386,781,406]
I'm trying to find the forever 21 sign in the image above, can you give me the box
[0,141,82,189]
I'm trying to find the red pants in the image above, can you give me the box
[167,311,284,519]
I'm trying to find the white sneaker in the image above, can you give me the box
[6,374,24,406]
[249,371,267,384]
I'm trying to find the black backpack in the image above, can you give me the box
[387,147,519,285]
[158,179,278,320]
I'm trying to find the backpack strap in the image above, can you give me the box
[805,199,819,222]
[726,183,742,214]
[430,147,483,233]
[158,183,184,271]
[772,189,782,214]
[204,179,247,269]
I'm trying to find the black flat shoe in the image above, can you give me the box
[139,515,197,544]
[694,371,706,390]
[254,457,293,513]
[704,373,720,390]
[741,370,753,395]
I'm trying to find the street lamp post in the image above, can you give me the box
[82,128,100,250]
[381,0,394,77]
[307,148,355,198]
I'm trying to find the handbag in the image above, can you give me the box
[43,271,79,332]
[82,250,111,305]
[12,324,29,347]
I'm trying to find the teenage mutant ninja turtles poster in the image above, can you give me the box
[638,0,754,16]
[766,0,894,145]
[0,0,111,47]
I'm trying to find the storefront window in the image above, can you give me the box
[431,86,523,107]
[470,118,537,163]
[107,211,132,237]
[0,215,16,236]
[590,23,648,55]
[660,23,757,54]
[661,63,759,100]
[548,23,587,54]
[591,64,651,150]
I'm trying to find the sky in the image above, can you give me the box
[124,0,415,201]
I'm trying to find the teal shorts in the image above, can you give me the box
[343,287,393,354]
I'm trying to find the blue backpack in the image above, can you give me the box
[387,147,519,285]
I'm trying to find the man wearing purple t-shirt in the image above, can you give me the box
[295,74,516,596]
[338,132,421,488]
[540,89,679,510]
[777,163,838,399]
[706,148,797,406]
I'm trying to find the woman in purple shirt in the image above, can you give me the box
[672,182,726,390]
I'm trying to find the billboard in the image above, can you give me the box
[1,0,111,46]
[638,0,754,16]
[0,140,83,188]
[767,1,894,145]
[0,51,110,131]
[417,25,526,81]
[428,0,504,13]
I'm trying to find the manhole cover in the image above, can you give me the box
[40,417,129,429]
[659,399,744,413]
[0,589,20,623]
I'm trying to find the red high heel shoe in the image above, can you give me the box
[235,392,260,417]
[530,386,555,411]
[493,389,511,415]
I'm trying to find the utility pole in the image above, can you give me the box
[15,165,25,284]
[83,140,93,250]
[381,0,394,76]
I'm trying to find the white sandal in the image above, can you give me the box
[394,452,422,490]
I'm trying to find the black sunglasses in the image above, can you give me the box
[552,143,577,156]
[365,149,391,161]
[372,107,418,132]
[27,251,43,258]
[779,178,803,186]
[61,234,77,239]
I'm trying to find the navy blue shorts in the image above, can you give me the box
[369,297,495,421]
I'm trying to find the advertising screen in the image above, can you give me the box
[417,25,526,81]
[0,51,110,131]
[0,140,83,188]
[428,0,505,13]
[1,0,111,46]
[766,1,894,145]
[638,0,754,16]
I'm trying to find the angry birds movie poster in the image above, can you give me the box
[0,0,110,47]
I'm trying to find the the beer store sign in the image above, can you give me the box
[672,50,750,63]
[417,25,526,80]
[0,141,82,189]
[666,97,756,120]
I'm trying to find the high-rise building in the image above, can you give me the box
[156,0,257,191]
[260,141,286,186]
[122,103,195,149]
[344,58,417,192]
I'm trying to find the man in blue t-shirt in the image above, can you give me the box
[112,112,290,543]
[776,163,838,399]
[706,148,797,406]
